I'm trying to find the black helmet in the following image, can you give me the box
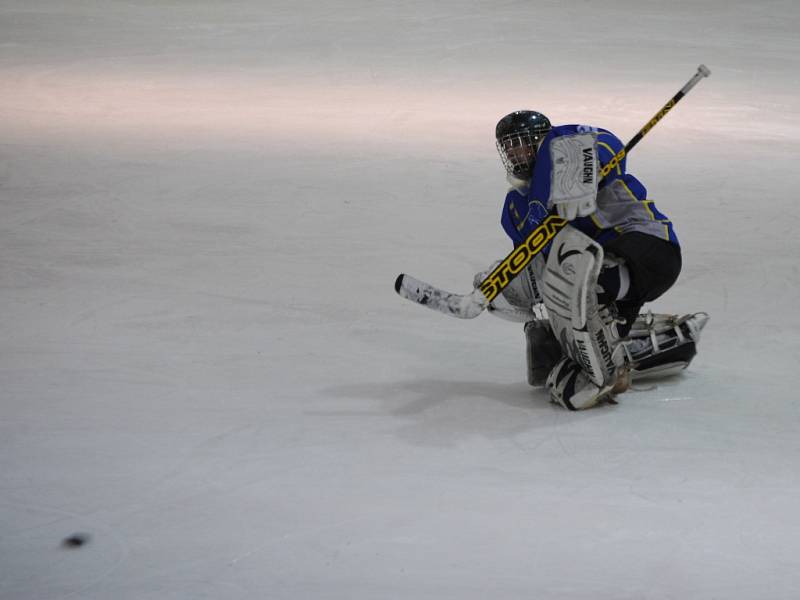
[495,110,552,178]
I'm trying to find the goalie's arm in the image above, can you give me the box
[598,64,711,180]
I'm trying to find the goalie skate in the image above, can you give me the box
[623,312,709,379]
[525,312,709,386]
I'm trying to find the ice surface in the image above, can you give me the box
[1,1,800,598]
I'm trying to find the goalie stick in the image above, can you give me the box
[396,64,711,319]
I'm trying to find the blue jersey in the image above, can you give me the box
[500,124,678,250]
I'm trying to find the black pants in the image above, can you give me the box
[602,232,682,336]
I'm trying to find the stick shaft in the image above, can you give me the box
[599,65,711,179]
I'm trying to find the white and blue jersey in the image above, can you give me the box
[500,124,678,249]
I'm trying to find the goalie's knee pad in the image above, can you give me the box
[546,356,616,411]
[625,312,709,379]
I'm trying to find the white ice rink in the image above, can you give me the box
[2,1,800,598]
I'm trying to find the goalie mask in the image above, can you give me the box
[495,110,552,179]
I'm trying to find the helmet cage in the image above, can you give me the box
[496,130,546,178]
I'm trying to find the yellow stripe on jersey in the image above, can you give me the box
[620,188,671,241]
[510,201,524,231]
[514,205,530,232]
[619,180,649,207]
[618,180,666,224]
[641,199,658,221]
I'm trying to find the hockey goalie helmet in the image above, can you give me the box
[495,110,552,178]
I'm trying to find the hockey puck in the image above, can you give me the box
[61,533,90,548]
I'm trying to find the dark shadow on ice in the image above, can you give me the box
[321,378,547,413]
[316,378,611,446]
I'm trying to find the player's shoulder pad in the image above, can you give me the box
[554,124,621,145]
[551,124,599,136]
[595,127,623,148]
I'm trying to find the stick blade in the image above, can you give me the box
[395,273,488,319]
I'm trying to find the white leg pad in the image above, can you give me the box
[542,226,624,387]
